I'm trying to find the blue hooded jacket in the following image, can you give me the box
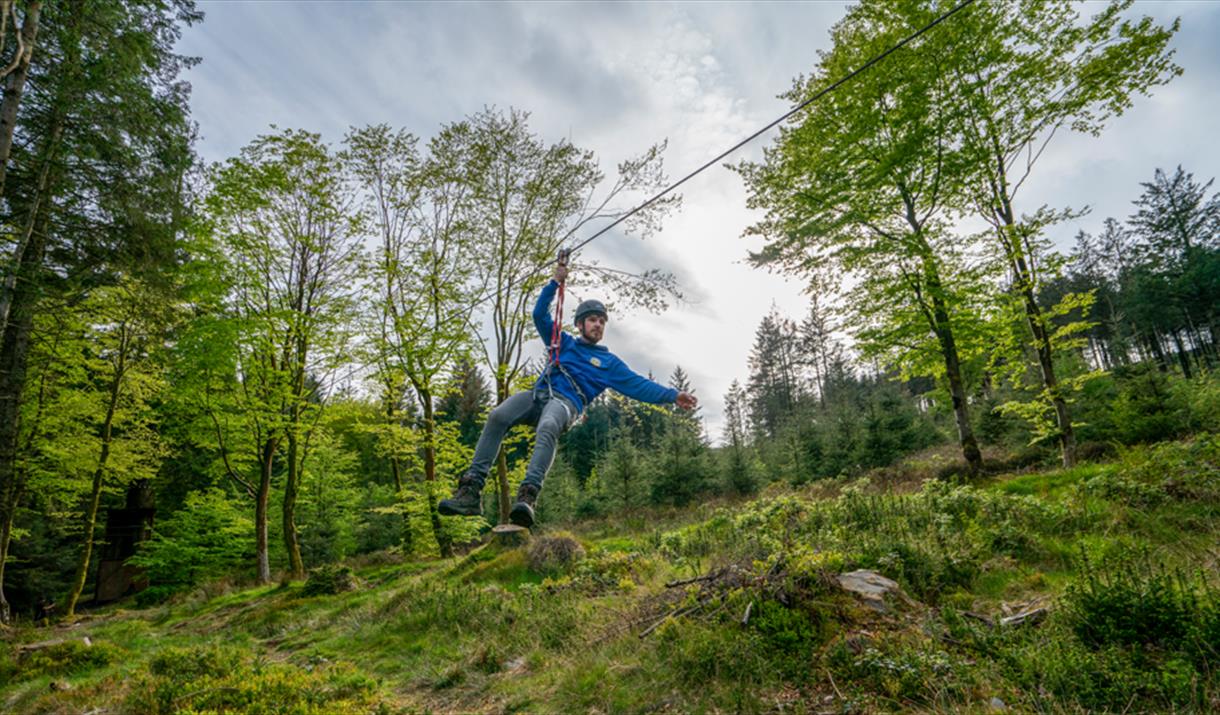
[532,280,678,412]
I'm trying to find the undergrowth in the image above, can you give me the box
[2,435,1218,713]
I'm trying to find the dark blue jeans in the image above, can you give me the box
[466,390,578,491]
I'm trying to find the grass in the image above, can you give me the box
[3,434,1219,713]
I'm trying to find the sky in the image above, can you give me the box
[177,1,1220,441]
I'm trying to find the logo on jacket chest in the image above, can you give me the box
[589,357,602,368]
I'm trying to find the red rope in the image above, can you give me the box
[550,279,564,365]
[550,249,569,366]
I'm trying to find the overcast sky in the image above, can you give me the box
[178,1,1220,441]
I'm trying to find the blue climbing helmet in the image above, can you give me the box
[573,299,607,326]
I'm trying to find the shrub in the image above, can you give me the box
[561,550,650,593]
[128,489,253,600]
[301,564,357,596]
[1109,366,1188,444]
[1,639,122,681]
[828,641,964,705]
[126,644,384,714]
[1062,557,1217,653]
[526,533,586,576]
[148,644,242,679]
[1009,637,1198,712]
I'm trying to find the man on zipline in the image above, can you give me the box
[439,260,698,528]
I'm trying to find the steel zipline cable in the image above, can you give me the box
[476,0,977,309]
[561,0,978,258]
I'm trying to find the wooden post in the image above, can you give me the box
[491,524,529,548]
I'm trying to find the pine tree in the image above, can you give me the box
[746,312,800,440]
[721,380,756,495]
[667,365,700,433]
[436,358,491,448]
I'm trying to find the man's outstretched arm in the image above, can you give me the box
[607,360,698,410]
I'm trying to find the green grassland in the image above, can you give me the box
[3,435,1219,714]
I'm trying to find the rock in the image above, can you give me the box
[988,696,1008,711]
[49,680,72,691]
[836,569,909,612]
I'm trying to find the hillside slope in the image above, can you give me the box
[3,436,1218,714]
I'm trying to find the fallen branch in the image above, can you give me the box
[664,571,722,589]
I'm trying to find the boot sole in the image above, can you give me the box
[438,501,481,517]
[509,503,535,528]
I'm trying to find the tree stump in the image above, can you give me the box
[492,524,530,548]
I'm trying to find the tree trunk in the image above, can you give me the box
[64,325,127,618]
[388,455,412,555]
[1147,330,1169,372]
[927,275,985,475]
[0,491,15,622]
[282,431,304,579]
[495,381,511,524]
[421,390,452,558]
[255,438,275,584]
[936,319,983,476]
[1170,330,1192,378]
[1019,280,1075,468]
[0,118,60,623]
[381,395,413,554]
[0,0,39,203]
[0,1,43,333]
[997,219,1076,468]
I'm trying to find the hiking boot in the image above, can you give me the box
[438,474,483,516]
[509,483,540,528]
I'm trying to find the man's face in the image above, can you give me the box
[579,314,606,344]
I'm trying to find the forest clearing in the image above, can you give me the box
[1,0,1218,712]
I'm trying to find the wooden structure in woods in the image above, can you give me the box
[94,481,155,603]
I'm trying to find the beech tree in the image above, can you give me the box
[0,0,197,623]
[200,129,361,583]
[63,279,172,617]
[459,108,680,522]
[943,0,1180,466]
[346,123,484,557]
[737,0,989,475]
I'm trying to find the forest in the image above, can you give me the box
[1,1,1218,712]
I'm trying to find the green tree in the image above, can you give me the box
[737,0,989,474]
[346,123,483,558]
[1128,166,1220,369]
[436,357,491,448]
[721,380,757,495]
[460,108,679,522]
[597,427,646,513]
[0,0,198,623]
[946,0,1180,466]
[294,425,360,566]
[128,488,253,602]
[63,279,172,618]
[745,311,800,441]
[0,0,43,203]
[200,129,362,583]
